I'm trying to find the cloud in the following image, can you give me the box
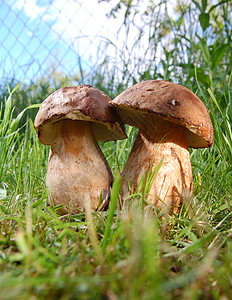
[10,0,123,63]
[11,0,120,40]
[12,0,47,19]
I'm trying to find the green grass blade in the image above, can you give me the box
[101,171,121,252]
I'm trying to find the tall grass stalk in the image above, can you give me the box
[101,171,121,252]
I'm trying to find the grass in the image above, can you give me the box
[0,75,231,299]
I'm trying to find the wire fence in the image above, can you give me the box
[2,0,231,90]
[0,0,117,83]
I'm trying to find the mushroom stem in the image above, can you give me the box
[46,119,113,214]
[120,117,193,214]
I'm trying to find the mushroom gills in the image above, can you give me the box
[120,116,193,214]
[47,119,113,214]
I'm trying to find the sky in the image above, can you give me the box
[0,0,126,82]
[0,0,178,83]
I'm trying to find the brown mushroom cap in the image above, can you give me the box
[34,85,127,145]
[110,80,214,148]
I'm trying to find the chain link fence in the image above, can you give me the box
[0,0,120,83]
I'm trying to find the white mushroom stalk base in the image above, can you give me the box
[120,117,193,214]
[46,119,113,214]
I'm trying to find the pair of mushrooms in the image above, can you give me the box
[34,80,214,215]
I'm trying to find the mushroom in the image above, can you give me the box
[34,85,127,215]
[110,80,214,214]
